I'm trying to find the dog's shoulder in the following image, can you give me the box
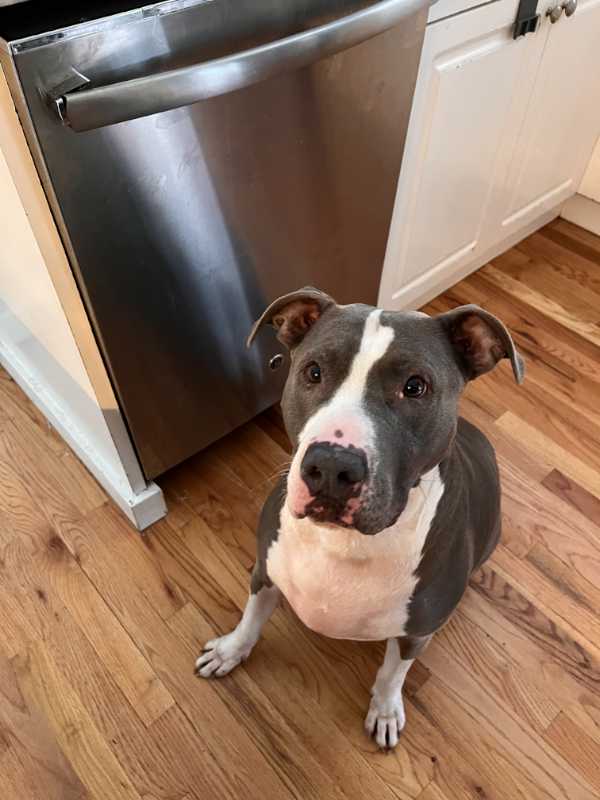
[456,416,497,472]
[251,475,287,593]
[406,419,501,637]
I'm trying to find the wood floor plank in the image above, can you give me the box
[423,610,600,799]
[495,412,600,500]
[498,456,600,583]
[0,538,54,658]
[562,698,600,747]
[511,238,600,318]
[0,654,88,800]
[479,264,600,348]
[254,405,293,455]
[46,540,176,728]
[480,367,600,472]
[460,397,551,481]
[2,537,228,800]
[468,566,600,700]
[0,520,175,729]
[13,643,143,800]
[433,611,560,732]
[0,434,51,551]
[2,402,105,518]
[415,783,455,800]
[544,712,600,794]
[0,370,68,457]
[157,483,197,531]
[541,470,600,525]
[459,583,600,778]
[548,218,600,258]
[108,704,238,800]
[210,420,292,492]
[534,226,600,287]
[491,544,600,659]
[60,503,186,621]
[415,666,597,800]
[0,420,88,533]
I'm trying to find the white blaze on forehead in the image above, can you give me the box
[338,309,395,402]
[298,309,394,447]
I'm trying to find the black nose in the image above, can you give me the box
[301,443,367,503]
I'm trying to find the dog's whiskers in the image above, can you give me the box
[264,461,291,486]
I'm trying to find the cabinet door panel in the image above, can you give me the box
[499,0,600,232]
[382,0,529,304]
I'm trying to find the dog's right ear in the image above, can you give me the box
[246,287,335,350]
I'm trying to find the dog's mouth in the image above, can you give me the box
[293,494,408,536]
[298,497,358,528]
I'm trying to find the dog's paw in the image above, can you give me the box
[364,692,406,750]
[194,631,253,679]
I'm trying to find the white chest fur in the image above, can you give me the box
[266,467,445,641]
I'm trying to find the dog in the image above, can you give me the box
[195,287,524,749]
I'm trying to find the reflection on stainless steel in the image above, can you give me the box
[56,0,426,132]
[4,0,428,478]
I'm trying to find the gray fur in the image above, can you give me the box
[201,289,524,750]
[249,290,523,646]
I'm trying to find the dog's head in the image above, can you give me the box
[248,287,524,535]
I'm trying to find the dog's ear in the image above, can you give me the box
[438,304,524,384]
[247,287,335,349]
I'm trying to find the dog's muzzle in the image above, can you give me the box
[298,442,367,525]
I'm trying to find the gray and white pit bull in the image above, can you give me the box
[195,287,524,749]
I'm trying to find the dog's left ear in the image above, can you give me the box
[438,304,525,384]
[247,286,335,349]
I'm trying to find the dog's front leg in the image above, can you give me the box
[195,584,281,678]
[365,635,431,749]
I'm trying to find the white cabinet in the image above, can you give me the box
[379,0,600,310]
[497,0,600,234]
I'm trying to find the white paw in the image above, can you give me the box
[364,692,406,750]
[194,631,254,678]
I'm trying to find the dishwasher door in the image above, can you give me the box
[9,0,428,477]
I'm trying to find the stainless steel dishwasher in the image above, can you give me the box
[0,0,428,478]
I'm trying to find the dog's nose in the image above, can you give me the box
[301,443,367,502]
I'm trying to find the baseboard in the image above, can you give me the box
[385,206,559,311]
[0,338,166,531]
[560,194,600,237]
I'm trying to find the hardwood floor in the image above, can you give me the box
[1,217,599,800]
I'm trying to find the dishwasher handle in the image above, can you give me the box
[56,0,427,132]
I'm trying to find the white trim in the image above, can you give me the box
[0,337,166,531]
[427,0,500,24]
[560,194,600,238]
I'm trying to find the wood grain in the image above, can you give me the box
[548,217,600,257]
[479,263,600,348]
[495,412,600,500]
[544,712,600,794]
[468,566,600,699]
[415,783,455,800]
[1,219,600,798]
[542,470,600,525]
[13,643,142,800]
[0,654,88,800]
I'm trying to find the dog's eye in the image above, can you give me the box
[403,376,427,398]
[305,362,322,383]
